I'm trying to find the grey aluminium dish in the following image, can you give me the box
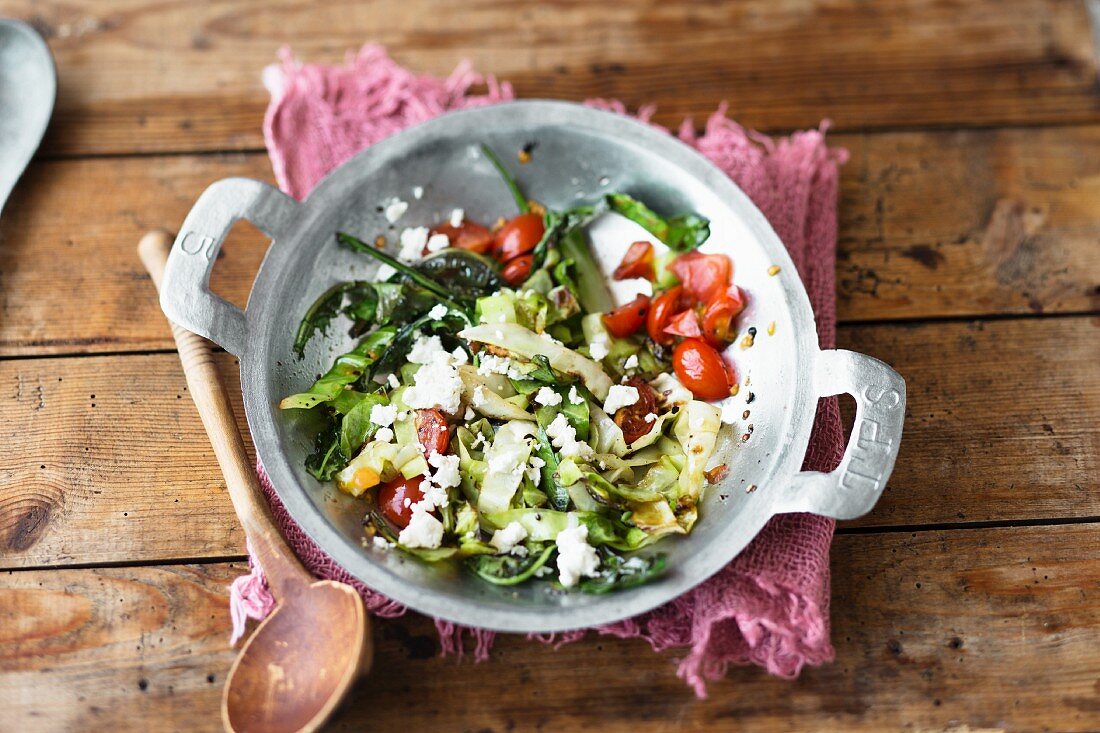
[159,100,905,634]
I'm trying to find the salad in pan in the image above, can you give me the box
[282,146,747,592]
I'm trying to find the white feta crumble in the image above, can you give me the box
[568,386,584,405]
[383,197,408,223]
[398,506,444,549]
[603,384,640,415]
[720,401,740,425]
[546,413,594,459]
[534,386,562,406]
[451,347,469,365]
[472,385,488,407]
[373,426,395,443]
[369,403,398,427]
[525,455,546,484]
[407,334,447,364]
[450,208,465,227]
[644,412,658,423]
[418,482,448,510]
[538,330,563,346]
[376,263,397,282]
[555,520,600,587]
[403,353,463,414]
[398,226,430,262]
[477,353,518,378]
[426,232,450,253]
[589,335,610,361]
[464,406,475,420]
[427,303,449,320]
[490,521,528,554]
[386,373,401,390]
[397,411,409,422]
[412,185,424,199]
[623,354,639,370]
[372,536,392,550]
[428,452,461,489]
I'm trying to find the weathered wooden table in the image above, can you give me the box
[1,2,1098,731]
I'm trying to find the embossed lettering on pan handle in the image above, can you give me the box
[773,350,906,520]
[160,178,299,357]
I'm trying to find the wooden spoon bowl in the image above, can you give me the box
[224,580,370,733]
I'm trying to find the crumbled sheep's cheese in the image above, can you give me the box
[539,330,563,346]
[588,335,610,361]
[369,403,398,427]
[603,384,640,415]
[555,520,599,587]
[372,536,392,550]
[534,386,562,407]
[623,354,639,370]
[426,232,450,253]
[373,426,395,443]
[490,521,528,554]
[450,208,465,228]
[464,406,475,420]
[398,226,430,262]
[419,482,448,510]
[525,455,546,484]
[477,353,521,379]
[376,263,398,282]
[427,303,449,320]
[568,386,585,405]
[398,506,444,549]
[472,385,489,407]
[644,412,658,423]
[412,186,424,200]
[383,197,408,223]
[451,347,469,365]
[386,373,401,390]
[397,411,409,422]
[407,334,447,364]
[546,413,594,459]
[403,352,463,414]
[428,452,461,490]
[719,401,739,425]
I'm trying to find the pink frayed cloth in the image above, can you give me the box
[231,45,848,696]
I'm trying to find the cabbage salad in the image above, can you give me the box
[282,145,746,592]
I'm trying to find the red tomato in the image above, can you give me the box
[664,309,703,339]
[416,409,450,456]
[646,286,683,346]
[613,376,660,444]
[673,338,733,400]
[602,294,651,338]
[430,221,493,254]
[702,288,746,347]
[613,241,655,281]
[494,213,545,261]
[377,474,425,529]
[501,254,534,285]
[669,252,732,304]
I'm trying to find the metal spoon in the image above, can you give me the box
[0,18,55,215]
[139,230,372,733]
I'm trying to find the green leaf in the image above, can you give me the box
[336,232,467,313]
[535,429,569,511]
[294,282,359,356]
[606,193,710,252]
[415,248,504,300]
[480,144,528,214]
[305,419,345,481]
[338,394,389,459]
[280,327,397,410]
[577,550,667,594]
[466,544,555,586]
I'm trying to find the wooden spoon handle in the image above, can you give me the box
[139,230,312,599]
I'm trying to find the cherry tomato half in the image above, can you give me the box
[602,294,651,338]
[613,376,660,444]
[501,254,534,285]
[377,474,425,529]
[673,338,733,401]
[430,221,494,255]
[669,252,732,304]
[494,213,545,261]
[613,241,655,281]
[702,288,746,347]
[664,308,703,339]
[646,286,684,346]
[416,409,450,456]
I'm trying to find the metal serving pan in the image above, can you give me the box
[160,101,905,633]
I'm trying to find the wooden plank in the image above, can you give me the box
[2,126,1099,359]
[2,0,1098,156]
[2,523,1097,732]
[1,317,1095,568]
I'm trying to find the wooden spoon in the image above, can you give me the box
[139,230,371,733]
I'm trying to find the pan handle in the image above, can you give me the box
[160,178,299,357]
[773,349,906,520]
